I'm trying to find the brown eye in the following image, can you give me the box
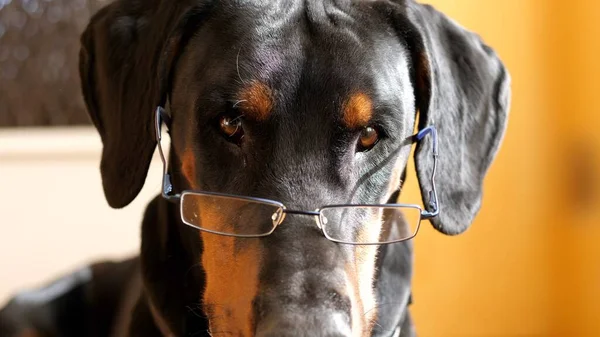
[358,126,379,152]
[218,114,244,143]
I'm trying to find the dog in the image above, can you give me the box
[0,0,510,336]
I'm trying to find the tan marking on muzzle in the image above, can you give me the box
[345,213,381,336]
[237,81,273,121]
[343,93,373,129]
[181,148,196,187]
[198,206,262,336]
[345,250,378,336]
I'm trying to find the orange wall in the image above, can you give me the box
[406,1,600,336]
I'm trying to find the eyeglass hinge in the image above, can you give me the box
[428,190,436,210]
[163,173,173,195]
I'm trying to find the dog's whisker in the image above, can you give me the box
[232,99,247,108]
[236,47,245,85]
[365,321,384,332]
[184,303,202,309]
[185,305,207,319]
[363,301,406,317]
[189,328,213,337]
[183,262,203,279]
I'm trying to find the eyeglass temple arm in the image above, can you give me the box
[415,126,440,219]
[155,106,181,203]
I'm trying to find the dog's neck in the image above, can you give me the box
[138,196,208,336]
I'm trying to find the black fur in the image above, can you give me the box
[1,1,509,336]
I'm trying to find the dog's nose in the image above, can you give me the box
[253,217,355,336]
[255,311,352,337]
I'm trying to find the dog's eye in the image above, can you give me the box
[357,126,380,152]
[218,114,244,144]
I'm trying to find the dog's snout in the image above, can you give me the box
[253,278,353,337]
[255,311,352,337]
[251,215,358,336]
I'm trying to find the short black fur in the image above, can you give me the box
[1,1,509,336]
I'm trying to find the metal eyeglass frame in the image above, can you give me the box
[154,106,440,245]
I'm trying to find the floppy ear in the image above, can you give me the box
[396,2,511,234]
[79,0,211,208]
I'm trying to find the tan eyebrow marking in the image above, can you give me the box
[237,81,274,121]
[343,93,373,129]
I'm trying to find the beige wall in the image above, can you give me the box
[0,127,165,304]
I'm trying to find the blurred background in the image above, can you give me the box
[1,0,599,336]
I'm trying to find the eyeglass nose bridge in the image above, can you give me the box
[276,209,323,229]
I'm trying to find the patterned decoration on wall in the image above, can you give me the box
[0,0,109,127]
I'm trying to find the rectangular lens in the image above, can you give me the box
[320,206,422,244]
[180,192,284,237]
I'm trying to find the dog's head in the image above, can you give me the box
[79,0,510,335]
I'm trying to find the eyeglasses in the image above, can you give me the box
[155,107,439,245]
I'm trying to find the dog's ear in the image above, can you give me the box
[79,1,211,208]
[394,2,511,234]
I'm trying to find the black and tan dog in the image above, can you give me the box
[0,0,510,336]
